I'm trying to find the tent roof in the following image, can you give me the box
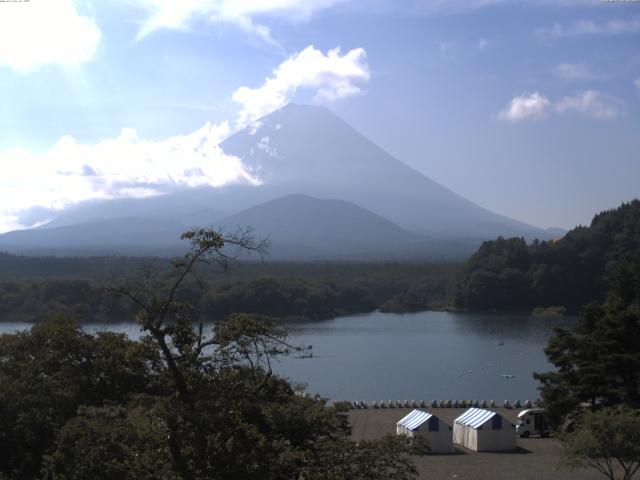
[454,408,498,429]
[517,409,544,418]
[397,409,433,431]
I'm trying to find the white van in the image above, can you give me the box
[515,409,549,437]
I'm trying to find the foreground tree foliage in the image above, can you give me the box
[561,406,640,480]
[43,404,176,480]
[534,254,640,430]
[0,317,160,478]
[533,250,640,479]
[305,435,427,480]
[0,228,424,480]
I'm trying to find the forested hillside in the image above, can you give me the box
[0,257,455,322]
[452,200,640,311]
[5,200,637,319]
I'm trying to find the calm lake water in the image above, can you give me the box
[0,311,574,403]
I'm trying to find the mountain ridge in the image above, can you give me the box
[0,193,480,260]
[0,103,554,258]
[220,103,549,239]
[216,193,442,260]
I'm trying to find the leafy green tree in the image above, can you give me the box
[1,228,425,480]
[304,435,428,480]
[452,237,532,310]
[535,255,640,429]
[0,316,159,479]
[561,406,640,480]
[453,200,640,312]
[104,228,424,480]
[42,405,176,480]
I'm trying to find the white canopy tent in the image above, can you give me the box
[396,409,454,454]
[453,408,516,452]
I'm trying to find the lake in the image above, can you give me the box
[0,311,573,403]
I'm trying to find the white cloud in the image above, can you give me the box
[477,38,490,51]
[129,0,607,44]
[0,41,369,233]
[231,45,370,127]
[635,78,640,92]
[500,90,623,123]
[409,0,595,16]
[499,92,551,122]
[0,122,260,233]
[537,18,640,39]
[552,63,597,81]
[129,0,623,42]
[555,90,623,119]
[131,0,345,42]
[0,0,101,71]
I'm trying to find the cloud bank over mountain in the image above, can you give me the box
[0,104,554,258]
[0,44,368,234]
[232,46,370,128]
[0,122,256,233]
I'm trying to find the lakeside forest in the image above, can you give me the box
[0,201,639,480]
[1,200,639,323]
[0,257,453,323]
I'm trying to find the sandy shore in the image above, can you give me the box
[349,408,600,480]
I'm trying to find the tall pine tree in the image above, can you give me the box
[535,254,640,429]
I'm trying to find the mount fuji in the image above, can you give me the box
[0,104,553,259]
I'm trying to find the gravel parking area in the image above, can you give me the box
[349,408,601,480]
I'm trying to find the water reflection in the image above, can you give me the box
[448,312,576,344]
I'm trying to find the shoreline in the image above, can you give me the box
[0,303,577,325]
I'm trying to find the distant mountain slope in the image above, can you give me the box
[220,103,548,239]
[0,194,478,259]
[40,195,223,230]
[452,199,640,311]
[0,217,188,256]
[217,194,428,259]
[219,194,480,260]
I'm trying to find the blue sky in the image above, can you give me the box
[0,0,639,233]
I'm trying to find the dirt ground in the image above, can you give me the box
[349,408,601,480]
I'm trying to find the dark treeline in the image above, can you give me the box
[451,200,640,312]
[0,252,153,278]
[203,278,376,320]
[378,275,452,313]
[0,258,456,322]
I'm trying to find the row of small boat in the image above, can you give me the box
[349,399,535,409]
